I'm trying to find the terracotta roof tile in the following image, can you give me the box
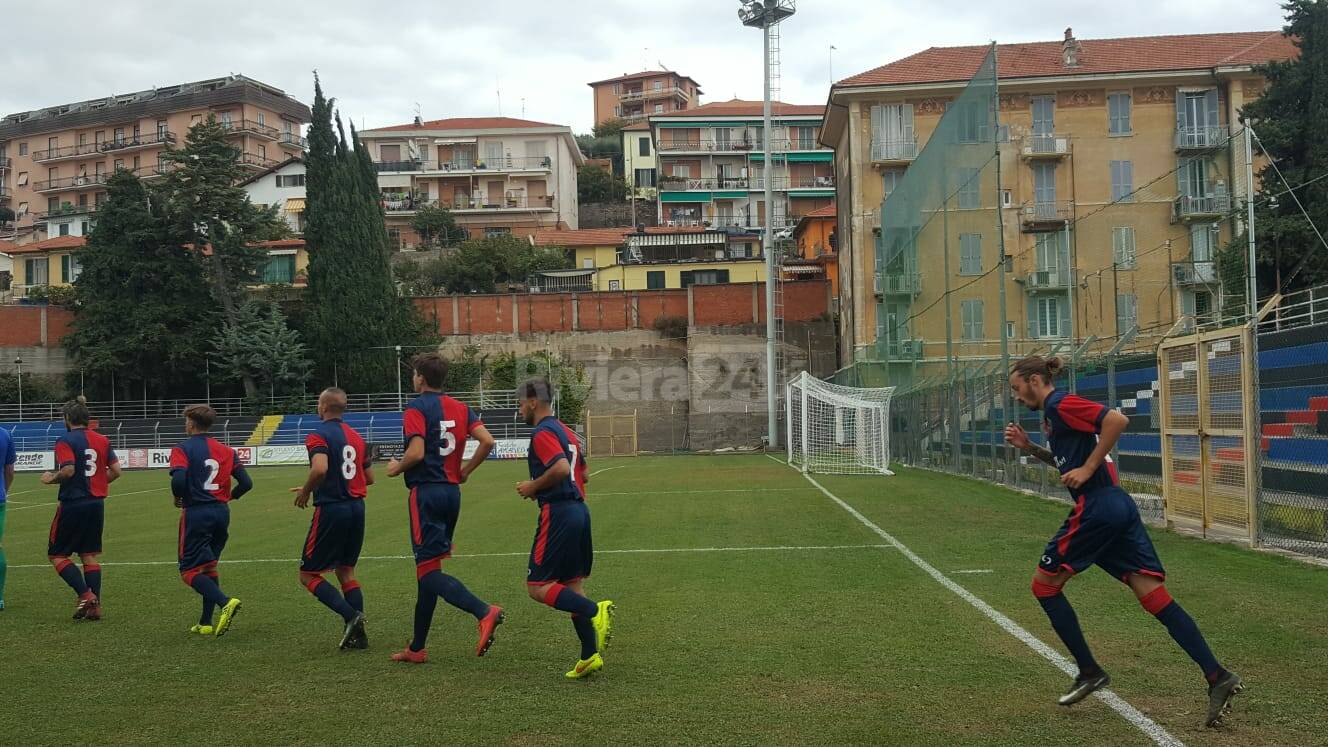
[837,31,1298,88]
[588,70,702,88]
[367,116,562,133]
[651,98,823,118]
[4,235,88,254]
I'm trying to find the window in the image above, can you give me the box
[871,103,914,157]
[647,271,666,289]
[654,104,664,113]
[1036,296,1063,338]
[672,164,691,178]
[956,102,986,143]
[484,227,511,238]
[257,144,267,161]
[61,254,82,283]
[956,167,980,209]
[113,127,124,144]
[192,114,203,124]
[79,221,89,235]
[614,104,622,117]
[78,133,88,146]
[18,142,27,156]
[794,126,817,150]
[1116,293,1138,333]
[959,233,982,275]
[653,80,663,91]
[220,111,233,125]
[58,223,70,236]
[386,228,402,250]
[48,136,58,152]
[1033,162,1057,206]
[276,173,306,188]
[882,169,904,199]
[1112,226,1137,269]
[1110,160,1134,202]
[25,257,49,286]
[611,83,621,95]
[635,168,656,188]
[1108,92,1132,135]
[257,112,265,126]
[638,136,651,157]
[608,280,621,290]
[961,299,984,340]
[1191,223,1216,262]
[1031,96,1055,135]
[1035,231,1066,272]
[681,269,729,287]
[156,119,168,137]
[113,159,124,171]
[262,254,296,284]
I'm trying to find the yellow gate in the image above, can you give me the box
[1158,325,1259,543]
[585,410,638,457]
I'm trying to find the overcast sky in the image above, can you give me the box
[0,0,1289,135]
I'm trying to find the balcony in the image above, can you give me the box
[658,138,760,154]
[279,132,308,149]
[0,185,9,202]
[0,156,10,169]
[237,152,282,170]
[880,338,923,360]
[619,86,692,104]
[381,194,557,214]
[219,119,280,140]
[1021,134,1070,159]
[33,132,176,162]
[373,156,552,174]
[873,271,921,297]
[1172,260,1218,286]
[870,139,917,164]
[1018,201,1072,231]
[1175,126,1230,152]
[32,173,113,193]
[1173,194,1231,222]
[33,203,102,222]
[1024,267,1073,291]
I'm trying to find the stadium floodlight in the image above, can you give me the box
[13,356,22,423]
[737,0,796,449]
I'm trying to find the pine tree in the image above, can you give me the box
[210,300,312,398]
[66,169,218,398]
[1219,1,1328,303]
[303,76,431,391]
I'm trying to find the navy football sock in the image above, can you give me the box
[572,615,598,660]
[1141,587,1222,680]
[422,571,489,619]
[54,559,89,596]
[410,583,439,652]
[1034,581,1100,675]
[200,572,218,625]
[83,564,102,598]
[189,574,230,609]
[307,578,357,623]
[343,582,364,613]
[545,584,598,618]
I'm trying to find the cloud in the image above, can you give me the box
[0,0,1288,135]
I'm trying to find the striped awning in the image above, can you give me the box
[284,197,306,213]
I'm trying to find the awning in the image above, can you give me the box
[660,191,711,203]
[284,197,306,213]
[378,174,412,188]
[749,152,832,162]
[788,190,835,198]
[539,268,597,278]
[783,264,824,274]
[713,190,748,199]
[434,137,477,144]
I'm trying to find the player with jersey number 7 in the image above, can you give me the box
[385,352,503,664]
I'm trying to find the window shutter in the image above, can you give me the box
[1205,88,1220,127]
[1058,296,1071,337]
[1027,296,1039,338]
[1175,89,1187,130]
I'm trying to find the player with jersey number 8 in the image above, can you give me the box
[385,352,503,664]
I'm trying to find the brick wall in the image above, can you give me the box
[0,305,74,346]
[413,281,828,336]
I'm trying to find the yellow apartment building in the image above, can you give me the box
[822,30,1298,378]
[529,226,766,292]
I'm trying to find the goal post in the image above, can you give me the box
[786,371,895,475]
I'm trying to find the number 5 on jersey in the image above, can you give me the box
[439,420,457,456]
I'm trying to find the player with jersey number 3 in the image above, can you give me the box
[515,376,615,680]
[386,353,504,664]
[1004,355,1241,728]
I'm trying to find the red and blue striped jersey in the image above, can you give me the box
[526,416,587,503]
[1042,389,1119,498]
[305,418,370,504]
[169,435,243,507]
[403,392,480,487]
[54,428,117,501]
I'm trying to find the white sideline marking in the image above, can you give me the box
[7,487,169,512]
[589,465,628,477]
[952,569,994,575]
[593,487,810,496]
[796,470,1184,747]
[5,543,893,570]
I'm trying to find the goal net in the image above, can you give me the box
[786,371,895,475]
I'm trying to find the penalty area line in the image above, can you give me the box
[795,468,1184,747]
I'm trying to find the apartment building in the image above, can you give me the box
[589,70,703,127]
[240,156,307,235]
[822,30,1297,373]
[622,121,658,199]
[652,99,835,232]
[0,75,310,245]
[358,116,583,247]
[529,226,765,292]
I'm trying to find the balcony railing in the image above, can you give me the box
[880,338,923,360]
[33,132,176,162]
[1172,260,1218,286]
[870,138,918,162]
[219,119,280,140]
[1021,133,1071,158]
[657,137,826,153]
[1173,194,1231,221]
[1025,267,1073,290]
[1019,200,1073,230]
[237,152,282,169]
[0,185,9,199]
[34,204,102,221]
[0,156,11,169]
[658,175,835,192]
[1175,126,1230,151]
[373,156,553,173]
[279,132,308,149]
[381,194,558,213]
[618,86,692,103]
[32,173,113,192]
[874,271,921,296]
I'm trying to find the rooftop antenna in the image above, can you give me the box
[643,47,649,70]
[521,98,526,118]
[496,77,502,116]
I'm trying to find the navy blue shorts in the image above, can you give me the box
[527,499,593,586]
[48,499,104,557]
[301,500,366,573]
[1039,486,1166,582]
[179,503,230,575]
[408,483,461,573]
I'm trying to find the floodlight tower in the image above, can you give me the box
[739,0,795,449]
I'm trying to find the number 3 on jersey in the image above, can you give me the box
[438,420,457,456]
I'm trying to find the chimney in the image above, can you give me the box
[413,115,422,127]
[1062,28,1081,68]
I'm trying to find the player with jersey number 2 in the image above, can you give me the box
[385,352,503,664]
[515,377,615,679]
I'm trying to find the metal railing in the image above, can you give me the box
[1019,200,1073,227]
[1171,260,1218,286]
[373,156,552,173]
[219,119,280,139]
[32,173,113,192]
[1024,266,1073,290]
[237,152,282,169]
[33,204,101,221]
[32,132,177,162]
[657,137,826,153]
[1022,133,1070,157]
[1173,194,1231,221]
[875,271,922,296]
[1175,125,1230,151]
[279,132,307,148]
[618,86,692,103]
[870,138,918,162]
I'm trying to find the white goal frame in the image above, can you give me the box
[786,371,895,475]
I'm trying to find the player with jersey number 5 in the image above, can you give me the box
[385,353,504,664]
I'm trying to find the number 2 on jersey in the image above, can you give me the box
[203,458,221,492]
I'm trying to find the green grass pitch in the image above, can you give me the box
[0,454,1324,746]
